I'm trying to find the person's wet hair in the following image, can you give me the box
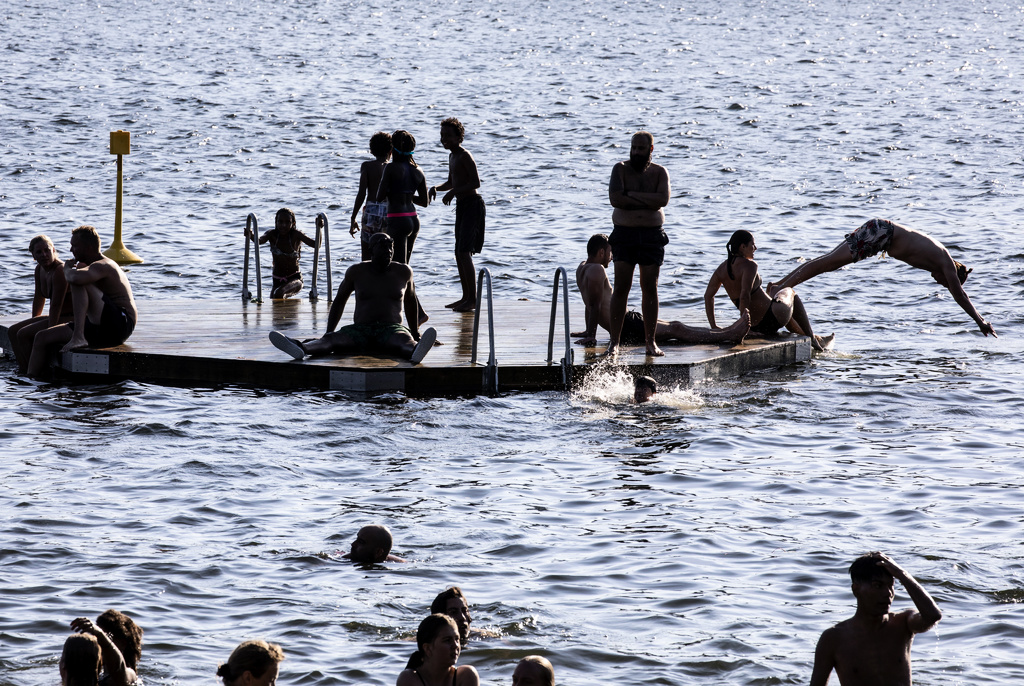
[29,234,54,253]
[72,225,101,251]
[517,656,555,686]
[216,640,285,686]
[849,552,890,584]
[391,130,418,166]
[405,614,459,671]
[726,230,754,280]
[634,376,657,395]
[430,587,467,615]
[96,609,143,670]
[587,233,610,257]
[369,131,393,160]
[441,117,465,143]
[61,633,101,686]
[633,130,654,147]
[275,207,297,232]
[953,260,972,285]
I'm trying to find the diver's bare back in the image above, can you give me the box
[95,256,138,322]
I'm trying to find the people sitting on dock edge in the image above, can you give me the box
[350,131,393,262]
[574,233,750,349]
[428,117,485,313]
[8,234,73,374]
[705,230,834,352]
[217,640,285,686]
[68,616,133,686]
[768,218,996,337]
[810,552,942,686]
[512,656,555,686]
[605,130,671,357]
[268,233,437,364]
[28,225,138,379]
[343,524,405,563]
[634,375,658,404]
[397,614,480,686]
[248,207,319,299]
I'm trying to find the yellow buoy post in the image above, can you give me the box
[103,130,143,265]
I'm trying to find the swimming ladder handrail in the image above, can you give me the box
[547,266,574,387]
[310,212,333,302]
[470,267,498,392]
[242,213,263,303]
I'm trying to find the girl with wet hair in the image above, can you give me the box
[248,207,318,298]
[397,614,479,686]
[705,230,833,351]
[59,634,101,686]
[216,640,284,686]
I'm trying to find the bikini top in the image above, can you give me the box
[269,232,302,259]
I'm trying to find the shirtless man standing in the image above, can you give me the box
[574,233,749,349]
[269,233,437,363]
[429,117,484,313]
[810,552,942,686]
[606,131,672,356]
[27,225,138,378]
[770,218,995,336]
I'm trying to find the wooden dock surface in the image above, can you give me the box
[0,296,810,396]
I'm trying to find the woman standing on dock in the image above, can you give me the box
[250,207,318,299]
[705,230,832,351]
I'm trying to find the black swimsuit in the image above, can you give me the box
[415,669,457,686]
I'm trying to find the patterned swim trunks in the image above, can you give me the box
[844,219,896,262]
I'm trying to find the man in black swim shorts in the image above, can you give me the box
[606,131,672,356]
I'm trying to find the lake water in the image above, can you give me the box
[2,0,1023,684]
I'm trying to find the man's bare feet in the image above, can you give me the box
[445,299,463,309]
[645,343,665,357]
[60,336,89,353]
[451,300,475,312]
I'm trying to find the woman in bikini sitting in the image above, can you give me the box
[250,207,318,299]
[350,131,393,261]
[704,230,833,352]
[396,614,479,686]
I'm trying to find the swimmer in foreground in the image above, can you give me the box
[769,218,995,336]
[810,552,942,686]
[268,233,437,365]
[69,617,133,686]
[512,656,555,686]
[574,233,750,348]
[8,235,73,374]
[59,632,101,686]
[343,524,405,563]
[705,230,833,352]
[95,609,143,685]
[633,375,657,403]
[397,614,480,686]
[430,587,497,645]
[350,131,394,261]
[217,640,284,686]
[249,208,318,299]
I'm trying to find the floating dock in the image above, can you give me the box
[0,297,810,396]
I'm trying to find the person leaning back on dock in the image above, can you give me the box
[268,233,437,364]
[605,131,671,357]
[810,552,942,686]
[350,131,393,262]
[248,207,318,299]
[429,117,484,313]
[8,234,73,375]
[28,225,138,379]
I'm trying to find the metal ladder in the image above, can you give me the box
[547,267,574,389]
[470,267,498,394]
[242,213,263,303]
[309,212,333,302]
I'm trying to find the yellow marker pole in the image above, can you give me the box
[103,130,143,265]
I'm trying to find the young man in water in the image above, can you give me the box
[343,524,405,563]
[429,117,484,313]
[606,131,672,357]
[769,218,995,336]
[512,656,555,686]
[269,233,437,363]
[633,375,658,403]
[810,552,942,686]
[575,233,750,349]
[28,225,138,378]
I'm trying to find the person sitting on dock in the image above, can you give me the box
[268,233,437,364]
[27,225,138,379]
[768,218,996,337]
[574,233,750,349]
[810,552,942,686]
[343,524,405,563]
[248,207,318,299]
[8,235,73,374]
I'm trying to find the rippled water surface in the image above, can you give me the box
[2,0,1024,684]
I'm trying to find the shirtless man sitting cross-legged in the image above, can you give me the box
[574,233,749,348]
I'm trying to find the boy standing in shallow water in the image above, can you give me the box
[429,117,484,312]
[810,552,942,686]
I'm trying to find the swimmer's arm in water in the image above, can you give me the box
[703,269,723,329]
[326,268,357,333]
[70,617,133,686]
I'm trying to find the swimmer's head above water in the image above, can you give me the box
[216,639,285,686]
[513,655,555,686]
[634,375,658,403]
[347,524,394,564]
[431,587,472,645]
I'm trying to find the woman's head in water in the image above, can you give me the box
[406,613,461,671]
[60,634,101,686]
[369,131,393,161]
[216,640,285,686]
[726,229,755,279]
[391,130,417,165]
[275,207,297,234]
